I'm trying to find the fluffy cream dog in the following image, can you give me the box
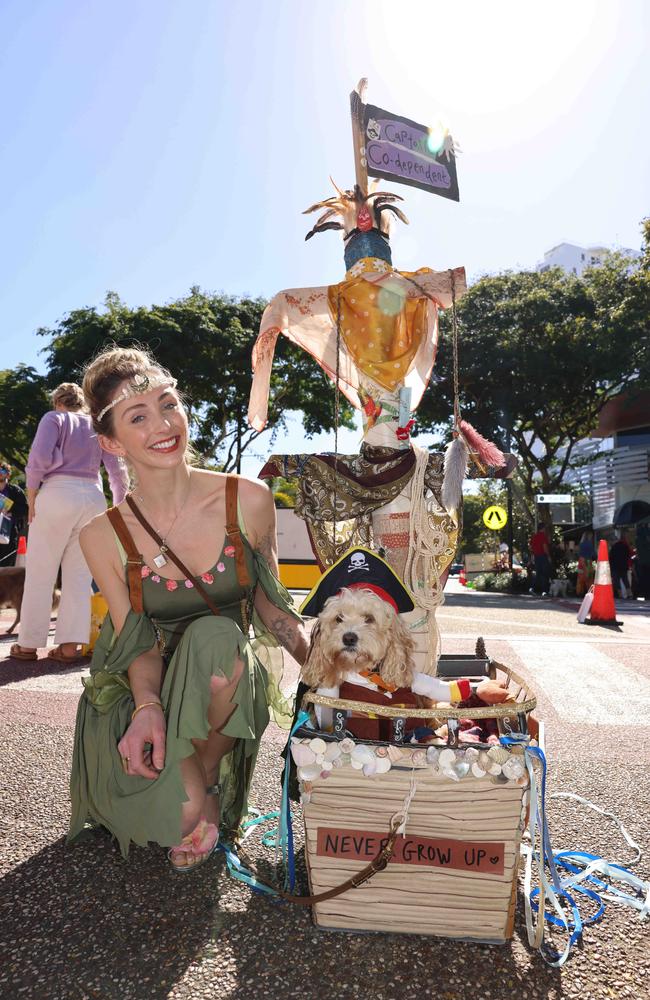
[302,587,415,690]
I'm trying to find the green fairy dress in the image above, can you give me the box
[68,478,300,858]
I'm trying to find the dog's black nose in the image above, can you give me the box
[342,631,358,647]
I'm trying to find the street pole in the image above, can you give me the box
[507,479,514,570]
[505,422,514,574]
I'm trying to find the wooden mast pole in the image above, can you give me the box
[349,78,369,196]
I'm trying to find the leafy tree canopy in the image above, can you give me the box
[37,288,353,471]
[0,365,50,476]
[418,226,650,513]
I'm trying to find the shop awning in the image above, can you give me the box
[613,500,650,525]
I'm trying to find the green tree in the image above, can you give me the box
[419,231,650,515]
[0,365,50,476]
[38,288,353,471]
[269,476,298,508]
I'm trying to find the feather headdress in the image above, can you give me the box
[303,179,409,241]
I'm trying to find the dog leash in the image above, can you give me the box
[219,711,404,905]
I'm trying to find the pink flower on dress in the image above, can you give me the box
[224,545,236,557]
[151,575,161,584]
[165,579,178,592]
[184,579,194,588]
[141,565,152,578]
[216,562,226,573]
[201,572,214,585]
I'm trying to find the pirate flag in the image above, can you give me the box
[300,546,415,618]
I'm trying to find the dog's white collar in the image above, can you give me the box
[341,669,393,699]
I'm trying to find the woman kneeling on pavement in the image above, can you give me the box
[68,346,308,871]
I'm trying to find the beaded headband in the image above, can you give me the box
[96,372,178,423]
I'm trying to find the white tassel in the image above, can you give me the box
[442,436,468,514]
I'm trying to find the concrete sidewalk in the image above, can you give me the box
[1,599,649,1000]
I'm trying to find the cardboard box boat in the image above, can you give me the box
[293,659,538,942]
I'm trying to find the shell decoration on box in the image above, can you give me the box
[290,736,534,804]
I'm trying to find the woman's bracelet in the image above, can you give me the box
[131,701,164,722]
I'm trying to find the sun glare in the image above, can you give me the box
[342,0,623,152]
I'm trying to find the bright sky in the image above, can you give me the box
[1,0,648,473]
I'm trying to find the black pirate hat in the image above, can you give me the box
[300,546,415,617]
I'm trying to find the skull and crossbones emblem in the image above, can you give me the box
[348,552,369,572]
[366,118,381,141]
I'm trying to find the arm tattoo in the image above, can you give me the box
[257,532,275,562]
[256,521,278,568]
[269,615,299,650]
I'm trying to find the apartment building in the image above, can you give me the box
[536,241,641,277]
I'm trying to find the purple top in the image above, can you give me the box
[25,410,129,503]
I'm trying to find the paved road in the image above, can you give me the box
[1,589,649,1000]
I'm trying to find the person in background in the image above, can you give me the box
[609,529,634,599]
[576,528,597,597]
[496,541,509,571]
[633,521,650,600]
[0,461,28,566]
[10,383,128,663]
[529,524,551,596]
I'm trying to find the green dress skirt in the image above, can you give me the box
[68,528,300,857]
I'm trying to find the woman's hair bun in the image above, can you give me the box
[51,382,85,412]
[82,345,172,434]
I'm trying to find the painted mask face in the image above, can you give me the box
[356,204,373,232]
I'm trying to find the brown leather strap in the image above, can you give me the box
[124,494,222,617]
[235,815,401,906]
[107,506,144,614]
[225,475,251,588]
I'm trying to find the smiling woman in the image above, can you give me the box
[69,345,309,872]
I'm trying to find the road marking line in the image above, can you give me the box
[440,633,650,646]
[508,639,650,727]
[436,611,636,635]
[438,612,617,635]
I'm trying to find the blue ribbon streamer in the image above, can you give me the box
[218,710,312,898]
[279,710,311,890]
[500,735,649,966]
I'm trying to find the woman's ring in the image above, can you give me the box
[121,756,130,773]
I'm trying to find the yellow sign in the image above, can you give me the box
[483,505,508,530]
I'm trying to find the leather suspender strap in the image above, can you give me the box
[124,494,222,617]
[225,475,252,588]
[106,506,144,614]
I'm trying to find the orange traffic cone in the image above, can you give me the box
[15,535,27,568]
[585,539,622,628]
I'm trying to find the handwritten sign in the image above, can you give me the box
[363,103,459,201]
[317,827,504,874]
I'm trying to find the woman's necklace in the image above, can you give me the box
[135,479,192,569]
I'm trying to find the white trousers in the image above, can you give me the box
[18,476,106,648]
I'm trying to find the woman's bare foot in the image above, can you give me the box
[168,788,220,871]
[59,642,82,658]
[168,816,219,871]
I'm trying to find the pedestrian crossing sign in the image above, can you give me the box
[483,505,507,530]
